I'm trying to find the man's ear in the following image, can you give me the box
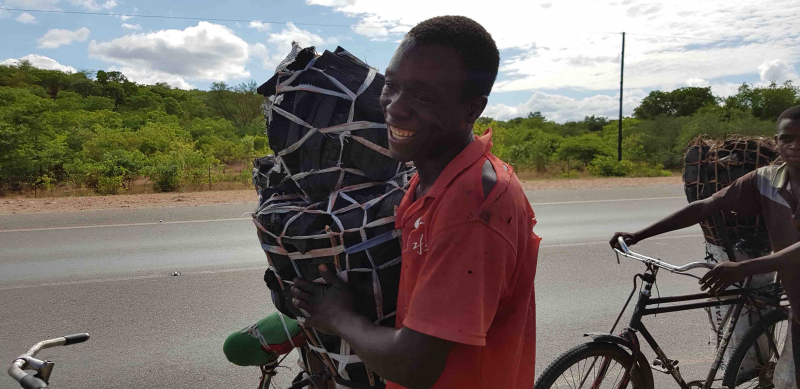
[465,95,488,125]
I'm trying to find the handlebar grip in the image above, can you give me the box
[64,333,90,345]
[19,374,48,389]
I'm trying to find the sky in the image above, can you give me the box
[1,0,799,123]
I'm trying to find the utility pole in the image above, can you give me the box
[618,32,625,162]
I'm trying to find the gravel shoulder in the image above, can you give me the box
[0,176,682,215]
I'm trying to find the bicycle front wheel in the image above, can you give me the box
[535,342,650,389]
[722,308,789,389]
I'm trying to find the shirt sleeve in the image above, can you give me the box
[402,222,516,346]
[711,170,762,218]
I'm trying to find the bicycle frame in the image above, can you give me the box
[602,264,784,389]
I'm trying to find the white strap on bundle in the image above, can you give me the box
[307,344,363,375]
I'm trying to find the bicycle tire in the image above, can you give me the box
[535,342,651,389]
[722,307,789,388]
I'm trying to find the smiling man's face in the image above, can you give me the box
[777,118,800,169]
[379,40,476,163]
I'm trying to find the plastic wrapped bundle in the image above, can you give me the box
[252,168,414,386]
[257,43,402,201]
[252,155,300,202]
[683,136,779,250]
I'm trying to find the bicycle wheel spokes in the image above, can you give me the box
[726,311,788,389]
[553,355,628,389]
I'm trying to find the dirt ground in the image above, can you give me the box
[0,176,682,215]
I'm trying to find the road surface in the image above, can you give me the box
[1,185,724,388]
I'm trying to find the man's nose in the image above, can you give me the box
[384,94,412,121]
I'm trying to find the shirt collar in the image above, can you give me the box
[420,128,494,200]
[772,163,789,189]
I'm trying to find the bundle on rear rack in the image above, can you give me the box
[250,43,413,388]
[683,136,779,253]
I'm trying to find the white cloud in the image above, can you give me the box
[121,23,141,30]
[311,0,800,92]
[686,78,708,87]
[15,12,37,23]
[758,59,798,84]
[37,27,90,49]
[250,42,282,72]
[108,66,195,89]
[1,54,77,73]
[350,15,390,40]
[4,0,61,11]
[88,22,251,85]
[709,82,745,98]
[117,6,136,20]
[67,0,117,10]
[484,89,646,122]
[267,22,328,54]
[306,0,355,6]
[249,20,271,32]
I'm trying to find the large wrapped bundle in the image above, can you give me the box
[257,43,403,202]
[250,44,412,388]
[683,136,779,251]
[253,170,412,386]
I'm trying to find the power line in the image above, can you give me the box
[0,7,408,29]
[3,7,797,49]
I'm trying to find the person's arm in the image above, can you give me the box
[610,170,762,249]
[700,241,800,294]
[333,312,453,388]
[609,197,717,248]
[292,266,453,389]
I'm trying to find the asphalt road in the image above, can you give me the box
[1,185,723,388]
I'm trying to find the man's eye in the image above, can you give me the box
[415,94,431,102]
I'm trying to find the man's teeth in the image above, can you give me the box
[390,126,416,139]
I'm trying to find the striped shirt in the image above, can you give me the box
[712,164,799,252]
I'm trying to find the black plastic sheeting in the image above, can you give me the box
[257,46,400,201]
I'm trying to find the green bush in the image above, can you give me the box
[97,175,125,195]
[630,163,672,177]
[588,156,634,177]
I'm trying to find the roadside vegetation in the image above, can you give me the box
[1,60,798,197]
[474,82,798,179]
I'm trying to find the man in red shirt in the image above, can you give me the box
[292,15,540,389]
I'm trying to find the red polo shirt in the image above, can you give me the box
[388,129,540,389]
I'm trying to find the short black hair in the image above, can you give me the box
[405,15,500,99]
[778,105,800,124]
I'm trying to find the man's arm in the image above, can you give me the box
[334,314,453,389]
[609,197,717,248]
[292,265,453,389]
[700,241,800,294]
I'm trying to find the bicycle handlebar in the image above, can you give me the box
[614,237,714,274]
[8,333,90,389]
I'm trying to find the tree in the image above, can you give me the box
[584,115,610,132]
[556,134,611,168]
[633,87,717,119]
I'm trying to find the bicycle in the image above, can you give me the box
[535,237,789,389]
[7,332,329,389]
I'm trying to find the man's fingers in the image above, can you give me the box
[319,264,345,287]
[699,268,718,284]
[293,277,316,293]
[291,286,314,302]
[292,297,312,316]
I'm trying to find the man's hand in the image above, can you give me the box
[291,264,356,335]
[609,232,639,250]
[699,261,750,295]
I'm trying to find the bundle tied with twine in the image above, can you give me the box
[683,135,779,253]
[252,42,414,388]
